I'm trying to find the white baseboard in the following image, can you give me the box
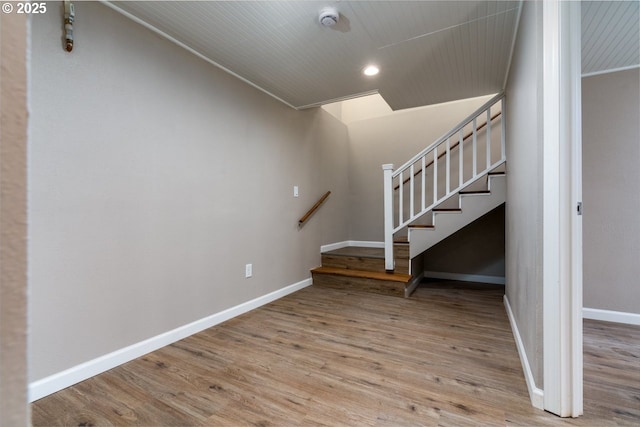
[321,240,384,252]
[583,308,640,326]
[424,271,505,285]
[504,295,544,409]
[29,277,312,402]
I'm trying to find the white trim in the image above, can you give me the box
[423,271,505,285]
[350,240,385,249]
[29,278,312,402]
[542,1,563,414]
[542,1,583,416]
[504,296,544,409]
[582,64,640,78]
[542,0,583,417]
[568,2,584,416]
[583,308,640,326]
[98,1,298,111]
[321,241,350,252]
[320,240,384,253]
[298,90,380,110]
[502,1,524,90]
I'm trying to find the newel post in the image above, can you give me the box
[382,164,395,271]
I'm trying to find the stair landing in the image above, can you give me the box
[321,244,409,274]
[312,243,415,298]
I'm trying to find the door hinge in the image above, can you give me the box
[577,202,583,216]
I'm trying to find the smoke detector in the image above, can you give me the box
[319,7,339,27]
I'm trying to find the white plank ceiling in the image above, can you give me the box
[582,1,639,76]
[105,1,638,110]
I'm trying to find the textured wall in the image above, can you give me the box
[423,204,505,279]
[582,68,640,314]
[0,11,29,425]
[504,1,544,388]
[29,2,349,382]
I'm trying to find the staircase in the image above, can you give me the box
[311,93,507,298]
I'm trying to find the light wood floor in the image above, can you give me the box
[31,281,640,426]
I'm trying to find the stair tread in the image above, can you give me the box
[488,171,506,176]
[311,266,412,283]
[408,224,435,229]
[433,208,462,212]
[323,247,385,258]
[459,190,490,195]
[323,244,408,259]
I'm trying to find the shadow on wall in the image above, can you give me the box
[422,204,505,281]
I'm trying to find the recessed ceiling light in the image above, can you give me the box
[363,65,380,76]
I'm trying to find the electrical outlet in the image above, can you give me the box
[245,263,252,278]
[294,186,299,197]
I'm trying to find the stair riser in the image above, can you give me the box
[321,254,409,274]
[312,273,404,297]
[394,244,409,260]
[321,255,384,272]
[394,258,409,274]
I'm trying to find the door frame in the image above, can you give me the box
[541,0,583,417]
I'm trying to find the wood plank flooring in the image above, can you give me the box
[31,280,640,426]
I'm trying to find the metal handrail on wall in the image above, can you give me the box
[382,93,506,271]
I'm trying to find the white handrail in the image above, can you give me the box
[392,92,505,178]
[382,93,506,271]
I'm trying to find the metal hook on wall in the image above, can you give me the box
[64,1,75,52]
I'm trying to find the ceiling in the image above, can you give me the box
[582,1,639,76]
[105,1,639,111]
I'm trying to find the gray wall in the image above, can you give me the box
[28,2,350,382]
[423,205,505,278]
[504,1,544,387]
[582,68,640,314]
[347,96,493,241]
[0,12,29,426]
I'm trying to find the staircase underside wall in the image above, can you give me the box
[421,204,505,281]
[408,174,505,258]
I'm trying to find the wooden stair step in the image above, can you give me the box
[311,266,412,298]
[323,246,384,259]
[311,267,411,283]
[321,245,409,274]
[408,224,435,229]
[488,171,506,176]
[433,208,462,212]
[459,190,490,195]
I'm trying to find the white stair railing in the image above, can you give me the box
[382,93,506,271]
